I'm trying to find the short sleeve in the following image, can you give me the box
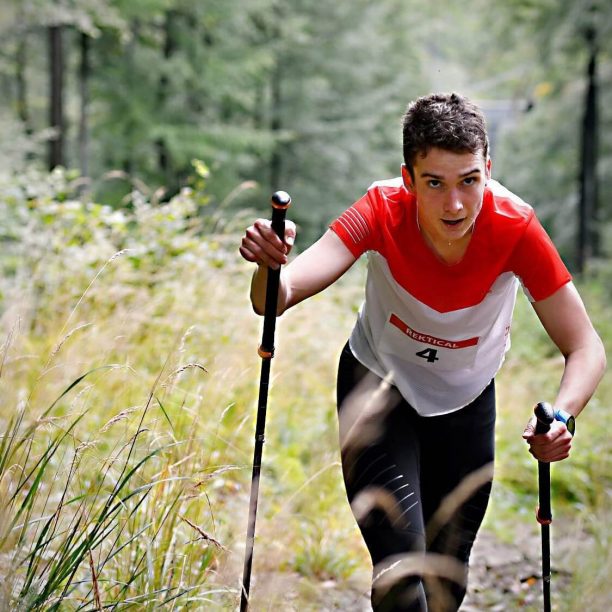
[509,214,572,302]
[329,190,381,258]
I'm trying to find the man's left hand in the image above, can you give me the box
[523,416,573,462]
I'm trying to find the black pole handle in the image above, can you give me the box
[534,401,555,435]
[259,191,291,358]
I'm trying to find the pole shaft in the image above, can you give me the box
[240,357,272,611]
[538,461,552,612]
[240,192,290,611]
[534,402,554,612]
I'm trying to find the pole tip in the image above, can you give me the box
[271,191,291,209]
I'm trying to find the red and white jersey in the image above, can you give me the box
[330,177,571,416]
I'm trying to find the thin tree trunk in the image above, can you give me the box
[16,33,31,131]
[577,27,599,272]
[269,59,282,191]
[78,32,90,178]
[123,20,139,174]
[48,25,65,170]
[157,10,178,184]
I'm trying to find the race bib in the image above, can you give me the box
[378,313,480,371]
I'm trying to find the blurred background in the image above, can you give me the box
[0,1,610,610]
[1,0,611,259]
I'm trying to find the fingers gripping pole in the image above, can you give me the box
[241,191,291,612]
[534,401,554,612]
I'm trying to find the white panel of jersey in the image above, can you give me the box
[349,253,519,416]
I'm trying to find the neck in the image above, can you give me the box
[419,224,474,265]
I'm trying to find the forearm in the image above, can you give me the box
[249,265,289,316]
[553,334,606,418]
[249,229,357,317]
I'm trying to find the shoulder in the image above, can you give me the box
[485,179,534,226]
[365,177,413,222]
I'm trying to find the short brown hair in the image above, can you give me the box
[402,93,489,178]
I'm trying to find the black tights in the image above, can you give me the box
[337,343,495,611]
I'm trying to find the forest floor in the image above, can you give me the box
[253,518,586,611]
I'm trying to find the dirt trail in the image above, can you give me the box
[461,527,549,610]
[241,519,586,610]
[306,525,573,611]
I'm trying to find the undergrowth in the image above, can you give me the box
[0,165,609,610]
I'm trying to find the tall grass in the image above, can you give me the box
[0,167,609,610]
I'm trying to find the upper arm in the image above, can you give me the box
[283,229,358,311]
[531,282,600,356]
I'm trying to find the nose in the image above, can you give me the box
[444,189,464,214]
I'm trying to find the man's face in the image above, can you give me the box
[403,147,491,246]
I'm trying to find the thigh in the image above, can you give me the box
[420,380,496,558]
[336,343,426,559]
[338,367,429,611]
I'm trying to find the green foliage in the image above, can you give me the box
[1,0,611,253]
[0,165,259,608]
[0,164,610,608]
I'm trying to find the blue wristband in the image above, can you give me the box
[554,409,576,436]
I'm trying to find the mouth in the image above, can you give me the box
[442,218,465,227]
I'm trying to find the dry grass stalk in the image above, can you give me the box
[48,249,133,367]
[0,318,20,379]
[49,322,93,360]
[178,325,197,353]
[88,549,102,611]
[350,485,407,528]
[161,363,208,389]
[373,551,467,608]
[192,465,242,487]
[179,515,226,550]
[100,406,139,433]
[338,370,400,482]
[106,428,150,470]
[426,462,494,547]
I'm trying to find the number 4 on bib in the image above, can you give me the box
[416,348,439,363]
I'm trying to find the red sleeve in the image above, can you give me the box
[508,213,572,302]
[329,189,382,257]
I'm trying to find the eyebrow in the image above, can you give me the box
[420,168,481,180]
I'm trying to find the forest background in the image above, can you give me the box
[0,0,610,610]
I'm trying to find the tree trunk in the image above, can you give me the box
[48,26,65,170]
[16,32,30,131]
[268,3,284,192]
[269,59,282,192]
[123,20,139,175]
[48,25,65,170]
[157,10,178,184]
[577,28,599,272]
[78,32,90,179]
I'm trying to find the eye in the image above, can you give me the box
[428,179,442,189]
[463,176,478,186]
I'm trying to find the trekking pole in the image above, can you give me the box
[534,401,555,612]
[240,190,291,612]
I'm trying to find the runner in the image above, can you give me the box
[239,92,606,611]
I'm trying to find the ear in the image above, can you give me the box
[486,158,492,181]
[401,164,414,192]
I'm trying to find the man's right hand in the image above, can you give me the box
[239,219,297,270]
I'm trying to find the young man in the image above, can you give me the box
[239,93,605,611]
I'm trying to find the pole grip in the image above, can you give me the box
[534,401,554,435]
[259,191,291,359]
[270,190,291,237]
